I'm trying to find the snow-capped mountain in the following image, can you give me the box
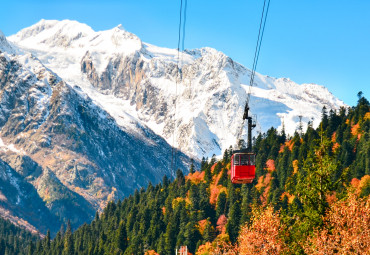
[8,19,346,160]
[0,19,346,233]
[0,29,189,233]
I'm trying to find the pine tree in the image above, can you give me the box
[226,202,241,243]
[321,106,329,132]
[240,185,252,224]
[189,158,195,174]
[203,219,216,243]
[184,217,201,254]
[28,241,34,255]
[223,149,229,163]
[217,168,228,187]
[164,217,177,255]
[189,183,200,211]
[115,221,127,252]
[176,169,185,187]
[63,221,74,255]
[216,191,227,219]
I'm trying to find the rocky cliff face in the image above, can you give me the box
[0,34,188,234]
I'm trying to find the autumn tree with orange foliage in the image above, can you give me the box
[238,206,286,255]
[304,192,370,254]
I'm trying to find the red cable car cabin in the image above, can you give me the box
[231,150,256,184]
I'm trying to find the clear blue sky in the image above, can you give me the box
[1,0,369,106]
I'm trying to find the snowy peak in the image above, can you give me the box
[0,30,14,53]
[9,19,142,54]
[9,19,94,48]
[9,19,143,76]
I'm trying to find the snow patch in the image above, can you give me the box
[0,137,25,154]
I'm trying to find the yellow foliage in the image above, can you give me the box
[280,192,295,204]
[292,160,299,174]
[226,162,231,170]
[172,197,191,209]
[196,242,213,255]
[255,175,265,191]
[197,219,208,235]
[358,175,370,195]
[107,187,117,202]
[365,112,370,120]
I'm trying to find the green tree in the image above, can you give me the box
[115,221,127,252]
[217,168,228,187]
[226,202,241,243]
[203,219,216,243]
[216,191,227,219]
[288,135,344,235]
[184,220,201,254]
[189,158,195,174]
[62,221,74,255]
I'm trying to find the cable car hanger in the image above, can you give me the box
[231,0,271,184]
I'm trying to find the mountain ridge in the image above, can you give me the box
[8,19,346,159]
[0,33,189,233]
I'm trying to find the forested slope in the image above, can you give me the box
[11,94,370,254]
[0,217,40,255]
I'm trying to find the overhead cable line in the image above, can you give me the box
[237,0,271,142]
[171,0,187,173]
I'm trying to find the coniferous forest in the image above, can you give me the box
[2,94,370,254]
[0,217,40,255]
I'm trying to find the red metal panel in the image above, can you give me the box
[231,153,255,184]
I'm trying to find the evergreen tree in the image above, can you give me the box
[189,158,195,174]
[217,168,228,187]
[216,191,227,219]
[62,221,74,255]
[223,149,229,162]
[176,169,185,187]
[184,217,201,254]
[28,241,34,255]
[115,221,128,252]
[226,202,241,243]
[240,185,252,224]
[203,219,216,243]
[321,106,329,132]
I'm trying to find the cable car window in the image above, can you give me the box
[234,155,240,165]
[249,154,255,165]
[240,154,249,165]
